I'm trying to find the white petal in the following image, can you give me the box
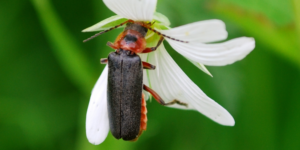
[103,0,157,21]
[186,59,213,77]
[167,37,255,66]
[159,20,228,43]
[147,45,235,126]
[82,15,126,32]
[86,66,109,145]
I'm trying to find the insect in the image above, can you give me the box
[84,20,188,141]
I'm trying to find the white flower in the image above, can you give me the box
[84,0,255,145]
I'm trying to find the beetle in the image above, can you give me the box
[84,20,188,141]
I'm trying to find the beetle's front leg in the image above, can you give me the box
[143,84,188,107]
[142,61,155,70]
[100,58,108,64]
[107,42,119,50]
[141,36,164,53]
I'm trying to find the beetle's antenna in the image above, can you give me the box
[83,20,134,42]
[142,24,188,43]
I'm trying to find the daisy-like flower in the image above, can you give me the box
[84,0,255,145]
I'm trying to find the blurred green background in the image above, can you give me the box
[1,0,299,150]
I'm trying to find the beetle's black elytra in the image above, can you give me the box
[107,49,143,140]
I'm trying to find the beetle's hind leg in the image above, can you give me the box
[142,61,155,70]
[143,84,188,107]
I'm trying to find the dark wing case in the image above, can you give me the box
[107,50,143,140]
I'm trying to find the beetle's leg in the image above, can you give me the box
[143,84,188,107]
[142,61,155,70]
[107,42,119,49]
[100,58,108,64]
[141,36,164,53]
[83,20,135,42]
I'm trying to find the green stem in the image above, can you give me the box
[30,0,95,95]
[31,1,98,149]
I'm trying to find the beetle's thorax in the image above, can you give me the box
[114,23,148,53]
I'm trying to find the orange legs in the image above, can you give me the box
[143,84,188,107]
[107,42,119,49]
[142,62,155,70]
[100,58,108,64]
[141,36,164,53]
